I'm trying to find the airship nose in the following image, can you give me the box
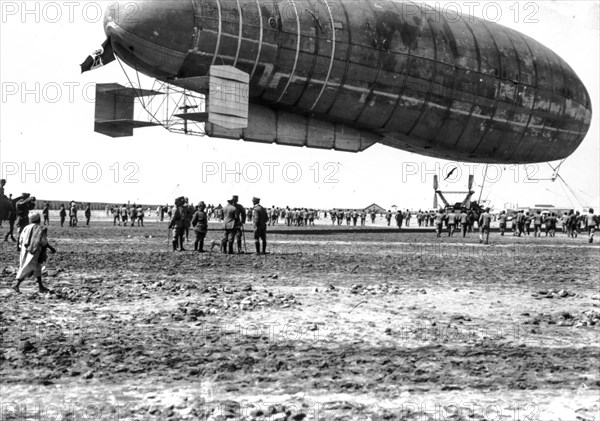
[103,0,194,77]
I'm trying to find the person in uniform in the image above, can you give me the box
[533,210,543,237]
[191,201,208,252]
[516,210,526,237]
[446,210,457,237]
[360,210,366,226]
[370,210,376,224]
[386,210,392,226]
[169,196,186,251]
[13,213,56,294]
[434,208,446,238]
[585,208,598,243]
[121,204,129,226]
[478,207,492,244]
[130,204,138,227]
[405,210,411,227]
[42,202,50,226]
[395,209,403,229]
[232,195,247,253]
[459,208,469,238]
[0,179,6,198]
[137,205,145,226]
[498,210,507,236]
[84,203,91,226]
[222,196,240,254]
[59,204,67,227]
[112,205,121,226]
[252,197,268,255]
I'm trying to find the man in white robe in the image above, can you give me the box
[13,213,56,293]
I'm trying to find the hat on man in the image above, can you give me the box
[198,201,206,208]
[252,197,260,203]
[22,192,30,198]
[29,213,41,223]
[232,195,239,202]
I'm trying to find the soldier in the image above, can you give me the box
[42,202,50,226]
[370,209,376,224]
[586,208,598,243]
[59,204,67,227]
[360,210,366,226]
[137,205,145,226]
[395,209,403,229]
[0,179,6,198]
[532,210,542,237]
[191,201,208,252]
[405,210,411,227]
[498,210,507,236]
[561,212,569,234]
[121,204,129,226]
[180,199,190,240]
[516,210,526,237]
[13,213,56,294]
[169,196,186,251]
[130,204,138,227]
[112,205,121,226]
[252,197,268,255]
[352,210,359,226]
[567,210,578,238]
[222,196,239,254]
[434,208,445,238]
[386,210,392,226]
[68,201,76,227]
[459,208,469,238]
[85,203,91,226]
[446,211,457,237]
[478,207,492,244]
[524,211,533,235]
[232,195,247,253]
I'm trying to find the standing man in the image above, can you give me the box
[42,202,50,226]
[13,213,56,294]
[498,210,507,236]
[395,209,403,229]
[191,201,208,252]
[130,204,138,227]
[386,210,392,226]
[222,196,239,255]
[252,197,268,255]
[434,209,446,238]
[137,204,145,227]
[405,210,411,227]
[479,207,492,244]
[121,204,129,226]
[85,203,91,226]
[232,195,247,253]
[112,205,121,226]
[169,196,186,251]
[59,204,67,227]
[446,211,457,237]
[459,208,469,238]
[585,208,598,243]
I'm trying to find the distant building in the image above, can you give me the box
[364,203,386,213]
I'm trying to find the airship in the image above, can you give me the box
[88,0,592,164]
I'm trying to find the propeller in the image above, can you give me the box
[433,175,438,209]
[465,174,474,208]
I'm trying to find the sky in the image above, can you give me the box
[0,0,598,210]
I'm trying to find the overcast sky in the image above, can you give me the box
[0,1,598,210]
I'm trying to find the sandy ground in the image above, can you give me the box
[1,217,599,421]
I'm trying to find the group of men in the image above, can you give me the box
[110,204,146,227]
[498,209,599,243]
[168,195,268,255]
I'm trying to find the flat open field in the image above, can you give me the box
[1,216,599,421]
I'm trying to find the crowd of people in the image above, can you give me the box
[1,175,599,294]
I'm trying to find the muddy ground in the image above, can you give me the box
[1,217,599,421]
